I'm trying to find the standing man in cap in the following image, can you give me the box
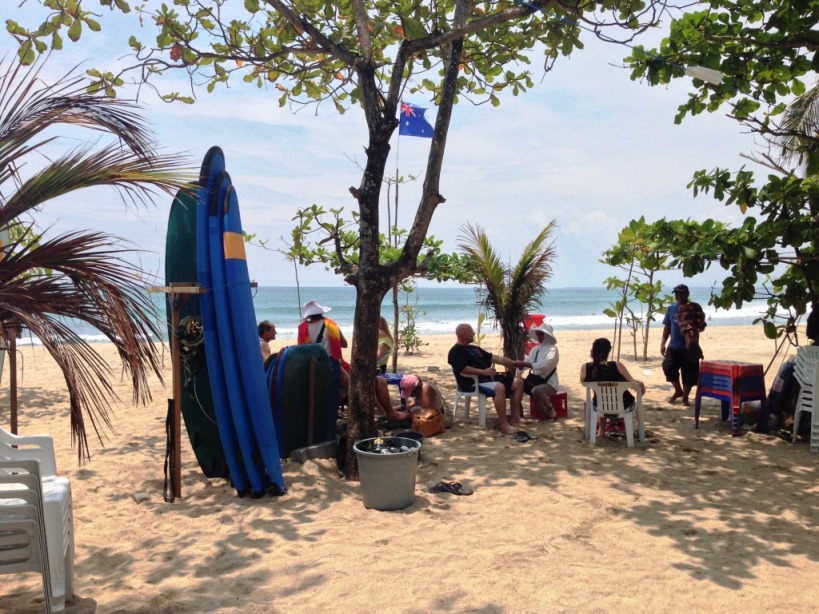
[660,284,707,406]
[516,323,560,420]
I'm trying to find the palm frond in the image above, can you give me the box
[457,222,507,319]
[458,221,558,358]
[0,56,156,162]
[0,229,163,461]
[776,82,819,174]
[2,143,188,225]
[0,54,187,458]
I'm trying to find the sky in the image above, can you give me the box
[11,5,762,291]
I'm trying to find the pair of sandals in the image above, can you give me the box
[429,481,473,496]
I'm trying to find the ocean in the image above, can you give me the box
[52,285,770,345]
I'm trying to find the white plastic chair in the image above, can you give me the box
[452,374,489,427]
[0,458,53,613]
[583,381,645,448]
[794,345,819,388]
[0,428,74,611]
[793,350,819,452]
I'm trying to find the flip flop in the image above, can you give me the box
[429,481,473,496]
[513,430,537,442]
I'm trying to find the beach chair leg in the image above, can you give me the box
[624,413,635,448]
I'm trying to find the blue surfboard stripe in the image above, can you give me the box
[195,147,250,496]
[222,183,286,493]
[208,171,269,496]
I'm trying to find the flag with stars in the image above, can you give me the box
[399,102,434,138]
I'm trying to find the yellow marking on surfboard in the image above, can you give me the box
[223,231,246,260]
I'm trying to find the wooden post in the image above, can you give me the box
[150,282,206,500]
[169,284,184,499]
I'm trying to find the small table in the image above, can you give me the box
[695,360,769,436]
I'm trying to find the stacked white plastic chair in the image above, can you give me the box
[793,345,819,452]
[0,427,74,611]
[452,374,489,427]
[0,458,53,612]
[583,381,645,448]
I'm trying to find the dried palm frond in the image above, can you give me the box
[0,228,163,460]
[0,54,192,459]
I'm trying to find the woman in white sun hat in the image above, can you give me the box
[516,323,560,420]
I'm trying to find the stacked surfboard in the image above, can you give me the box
[165,146,286,497]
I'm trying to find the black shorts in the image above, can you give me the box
[662,348,700,387]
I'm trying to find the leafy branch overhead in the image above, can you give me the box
[10,0,663,108]
[286,204,475,284]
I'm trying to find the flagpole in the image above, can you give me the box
[391,117,401,373]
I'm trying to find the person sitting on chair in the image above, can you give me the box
[447,322,527,435]
[580,338,645,438]
[515,323,559,420]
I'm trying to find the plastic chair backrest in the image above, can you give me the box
[586,381,640,414]
[0,427,58,477]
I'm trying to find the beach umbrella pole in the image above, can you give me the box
[7,325,17,435]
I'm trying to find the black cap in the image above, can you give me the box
[673,284,689,294]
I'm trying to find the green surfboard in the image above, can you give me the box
[165,187,230,479]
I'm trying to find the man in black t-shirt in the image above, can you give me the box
[448,323,527,435]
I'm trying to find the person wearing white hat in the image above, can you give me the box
[516,323,560,420]
[297,299,350,409]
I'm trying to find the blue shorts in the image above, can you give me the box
[478,381,500,397]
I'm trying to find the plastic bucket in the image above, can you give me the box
[354,437,421,511]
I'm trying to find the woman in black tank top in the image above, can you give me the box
[579,338,646,437]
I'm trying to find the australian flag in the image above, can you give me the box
[399,102,434,138]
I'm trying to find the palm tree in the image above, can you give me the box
[0,57,189,460]
[775,82,819,177]
[457,222,557,359]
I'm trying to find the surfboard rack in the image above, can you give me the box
[151,282,207,500]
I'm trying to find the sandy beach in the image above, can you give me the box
[2,324,819,613]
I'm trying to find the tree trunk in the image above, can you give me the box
[342,34,465,478]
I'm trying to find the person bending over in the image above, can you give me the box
[374,375,411,422]
[399,374,444,412]
[447,323,527,435]
[580,338,646,438]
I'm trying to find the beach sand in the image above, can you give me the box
[2,325,819,613]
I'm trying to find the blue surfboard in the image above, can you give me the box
[207,170,270,496]
[196,147,250,496]
[221,182,286,494]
